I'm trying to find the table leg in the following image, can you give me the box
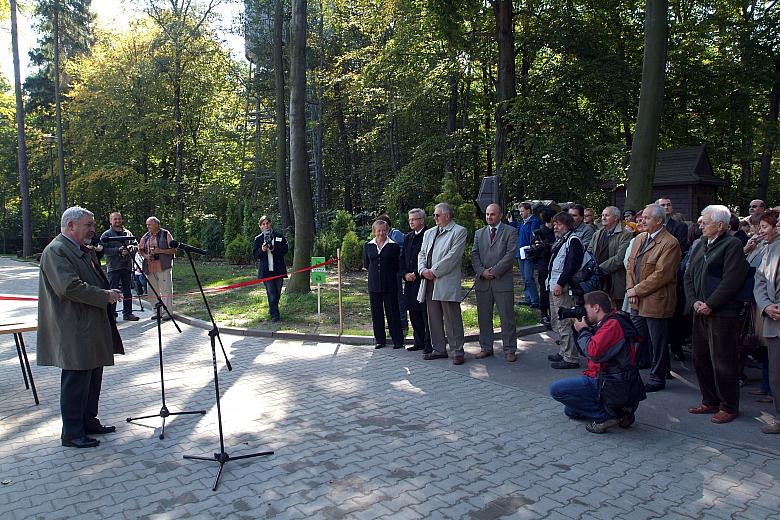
[15,333,39,405]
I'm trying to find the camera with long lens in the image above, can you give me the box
[558,305,586,320]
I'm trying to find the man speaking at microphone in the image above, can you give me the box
[101,211,140,321]
[38,207,124,448]
[139,216,176,319]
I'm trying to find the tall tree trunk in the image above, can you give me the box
[756,56,780,202]
[313,0,326,230]
[446,71,458,181]
[334,83,353,213]
[53,0,66,212]
[287,0,313,294]
[493,0,516,177]
[625,0,668,212]
[173,51,184,233]
[274,0,293,231]
[482,65,493,179]
[11,0,32,256]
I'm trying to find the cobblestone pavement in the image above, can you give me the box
[2,258,780,519]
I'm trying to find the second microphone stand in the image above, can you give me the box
[126,253,205,439]
[180,248,273,491]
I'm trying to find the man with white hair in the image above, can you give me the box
[37,207,125,448]
[138,216,176,319]
[418,202,468,365]
[626,204,681,392]
[684,205,750,424]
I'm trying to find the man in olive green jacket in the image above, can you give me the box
[38,207,124,448]
[684,205,750,425]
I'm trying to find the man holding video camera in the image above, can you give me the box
[253,215,288,322]
[100,212,140,321]
[549,290,644,433]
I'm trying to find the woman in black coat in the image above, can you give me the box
[363,220,404,349]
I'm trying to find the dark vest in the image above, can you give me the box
[142,228,173,272]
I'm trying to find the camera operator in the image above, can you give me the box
[100,212,139,321]
[252,216,288,322]
[546,212,584,369]
[525,208,556,327]
[549,290,644,433]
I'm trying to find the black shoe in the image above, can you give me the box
[406,345,424,352]
[619,413,636,429]
[393,345,404,349]
[530,303,540,309]
[84,424,116,435]
[124,314,140,321]
[62,436,100,448]
[551,361,579,369]
[548,353,564,362]
[645,382,665,392]
[270,316,281,322]
[374,344,386,349]
[423,352,448,360]
[665,371,674,380]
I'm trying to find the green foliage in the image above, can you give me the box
[313,229,340,259]
[340,230,363,271]
[223,198,243,250]
[330,210,356,243]
[225,235,253,265]
[199,217,224,258]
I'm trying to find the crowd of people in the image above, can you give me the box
[363,198,780,435]
[36,198,780,447]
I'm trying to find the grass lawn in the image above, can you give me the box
[171,261,541,335]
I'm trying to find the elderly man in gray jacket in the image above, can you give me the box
[38,207,124,448]
[418,202,468,365]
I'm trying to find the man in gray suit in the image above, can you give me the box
[418,202,468,365]
[471,204,518,362]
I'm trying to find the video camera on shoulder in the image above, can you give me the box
[525,229,551,261]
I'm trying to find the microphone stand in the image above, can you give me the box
[180,248,273,491]
[126,253,205,439]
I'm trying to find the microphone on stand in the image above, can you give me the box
[169,240,208,256]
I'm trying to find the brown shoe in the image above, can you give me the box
[760,421,780,434]
[423,352,448,360]
[453,356,465,365]
[475,351,494,359]
[505,352,517,363]
[688,404,719,414]
[711,411,739,424]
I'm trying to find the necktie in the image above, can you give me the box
[80,245,107,283]
[426,227,443,269]
[490,227,496,242]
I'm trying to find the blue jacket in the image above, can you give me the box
[517,215,541,256]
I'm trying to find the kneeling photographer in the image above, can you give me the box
[549,290,646,434]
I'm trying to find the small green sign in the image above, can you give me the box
[311,256,326,284]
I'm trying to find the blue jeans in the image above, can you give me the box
[107,269,133,317]
[550,375,610,422]
[518,258,538,305]
[264,278,284,320]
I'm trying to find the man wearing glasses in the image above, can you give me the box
[401,208,432,353]
[417,203,468,365]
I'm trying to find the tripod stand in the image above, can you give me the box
[180,249,273,491]
[126,255,205,439]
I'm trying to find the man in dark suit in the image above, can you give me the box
[37,207,124,448]
[471,204,518,362]
[401,208,432,353]
[656,197,689,253]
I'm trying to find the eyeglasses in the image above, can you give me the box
[433,214,443,218]
[750,205,762,209]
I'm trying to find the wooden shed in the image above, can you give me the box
[611,145,728,221]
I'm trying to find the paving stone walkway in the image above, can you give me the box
[1,258,779,519]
